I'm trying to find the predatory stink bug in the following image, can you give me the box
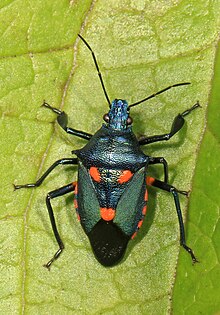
[14,34,200,269]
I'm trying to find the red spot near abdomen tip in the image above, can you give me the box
[100,207,115,221]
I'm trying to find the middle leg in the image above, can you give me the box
[14,158,78,189]
[149,156,168,183]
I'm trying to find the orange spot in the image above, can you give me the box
[138,220,144,229]
[144,189,148,201]
[73,182,78,193]
[146,176,155,186]
[131,231,137,239]
[77,213,80,221]
[118,170,133,184]
[74,199,78,209]
[90,167,101,182]
[142,205,147,215]
[100,207,115,221]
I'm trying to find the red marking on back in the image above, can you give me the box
[73,182,78,194]
[131,231,137,239]
[100,207,115,221]
[146,176,155,186]
[138,219,144,229]
[74,199,78,209]
[118,170,133,184]
[90,167,101,182]
[73,182,80,221]
[131,201,147,239]
[142,205,147,215]
[144,189,148,201]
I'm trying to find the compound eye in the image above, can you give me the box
[127,116,133,125]
[103,113,109,123]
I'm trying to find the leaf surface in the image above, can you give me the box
[0,1,219,314]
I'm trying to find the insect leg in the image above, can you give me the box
[146,176,198,263]
[139,101,201,145]
[14,158,78,189]
[44,182,76,270]
[42,102,92,140]
[149,157,168,183]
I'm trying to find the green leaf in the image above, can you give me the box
[172,34,220,315]
[0,1,219,314]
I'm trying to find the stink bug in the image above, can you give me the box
[14,34,200,269]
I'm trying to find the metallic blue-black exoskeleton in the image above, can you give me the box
[14,34,200,269]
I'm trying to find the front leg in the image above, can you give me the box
[139,102,201,145]
[42,101,93,140]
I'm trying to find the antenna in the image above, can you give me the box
[78,34,111,107]
[129,82,191,108]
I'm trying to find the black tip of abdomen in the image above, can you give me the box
[87,219,130,267]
